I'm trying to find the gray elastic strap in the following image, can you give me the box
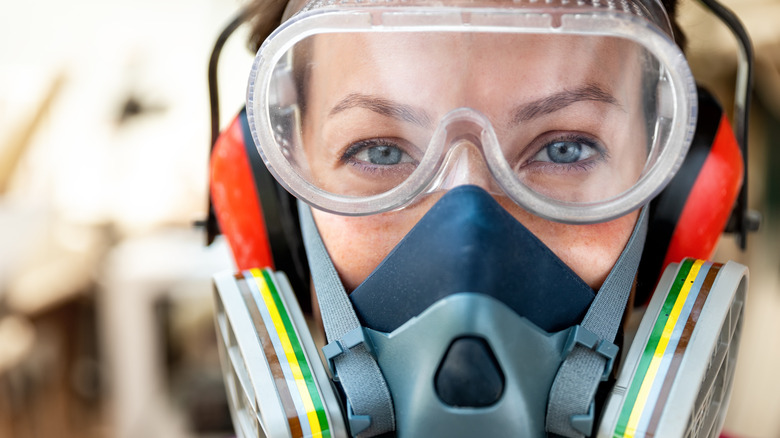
[298,201,395,437]
[546,208,649,438]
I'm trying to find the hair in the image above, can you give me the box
[246,0,289,54]
[661,0,687,51]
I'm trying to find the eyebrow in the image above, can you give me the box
[328,85,620,127]
[511,84,622,125]
[329,93,434,128]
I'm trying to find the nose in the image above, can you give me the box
[434,139,499,192]
[422,107,506,197]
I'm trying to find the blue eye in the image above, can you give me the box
[532,137,601,165]
[546,141,588,163]
[343,139,416,167]
[365,145,403,165]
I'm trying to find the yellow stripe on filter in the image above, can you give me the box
[623,259,704,438]
[250,268,323,437]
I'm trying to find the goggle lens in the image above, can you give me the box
[250,5,696,222]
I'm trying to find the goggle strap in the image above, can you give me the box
[299,201,396,437]
[546,208,649,437]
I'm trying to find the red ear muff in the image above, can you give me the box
[205,8,313,308]
[211,94,742,309]
[663,110,744,266]
[210,110,275,270]
[636,87,744,305]
[209,109,312,311]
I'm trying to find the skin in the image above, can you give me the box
[297,31,648,292]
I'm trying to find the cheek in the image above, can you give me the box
[311,206,429,291]
[313,200,638,293]
[519,208,639,289]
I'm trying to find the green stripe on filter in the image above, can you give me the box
[250,268,331,438]
[614,258,700,437]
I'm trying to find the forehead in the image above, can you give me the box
[304,32,643,113]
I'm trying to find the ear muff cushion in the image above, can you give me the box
[635,88,744,306]
[210,112,275,270]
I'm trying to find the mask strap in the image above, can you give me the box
[298,201,396,437]
[547,207,649,438]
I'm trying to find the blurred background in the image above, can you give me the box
[0,0,778,437]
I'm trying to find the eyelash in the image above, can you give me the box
[521,132,608,171]
[341,138,397,161]
[340,138,419,173]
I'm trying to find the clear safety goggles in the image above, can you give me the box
[247,0,697,223]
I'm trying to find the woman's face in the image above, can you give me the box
[298,31,648,291]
